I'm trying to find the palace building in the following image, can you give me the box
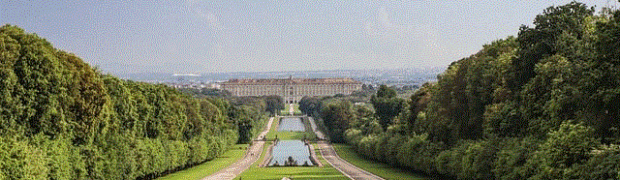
[220,77,362,103]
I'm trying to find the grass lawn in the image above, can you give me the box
[236,165,347,180]
[281,103,302,115]
[267,131,316,140]
[156,144,248,180]
[331,144,428,180]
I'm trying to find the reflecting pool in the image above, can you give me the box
[278,117,305,132]
[269,140,313,166]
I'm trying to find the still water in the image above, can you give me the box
[269,140,314,166]
[278,117,305,131]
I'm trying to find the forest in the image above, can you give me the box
[302,2,620,179]
[0,25,274,179]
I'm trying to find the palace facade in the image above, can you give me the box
[220,77,362,103]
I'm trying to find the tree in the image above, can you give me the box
[509,2,594,91]
[532,121,598,179]
[0,25,266,179]
[582,8,620,142]
[370,85,404,129]
[264,95,284,116]
[405,83,433,131]
[299,96,322,116]
[321,100,354,143]
[229,105,256,143]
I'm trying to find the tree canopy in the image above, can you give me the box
[0,25,269,179]
[310,2,620,179]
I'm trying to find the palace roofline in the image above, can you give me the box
[221,77,360,84]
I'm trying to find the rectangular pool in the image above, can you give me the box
[278,117,305,132]
[269,140,314,166]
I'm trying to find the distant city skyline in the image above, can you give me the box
[1,0,616,75]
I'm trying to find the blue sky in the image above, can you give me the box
[0,0,615,74]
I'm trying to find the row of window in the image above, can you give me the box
[225,85,354,96]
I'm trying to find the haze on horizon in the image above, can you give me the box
[1,0,616,75]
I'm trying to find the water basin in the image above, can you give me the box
[269,140,314,166]
[278,117,305,132]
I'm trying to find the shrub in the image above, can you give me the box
[384,134,406,166]
[571,144,620,179]
[41,136,73,180]
[0,137,49,180]
[396,134,442,174]
[493,137,540,180]
[344,128,363,145]
[530,121,598,179]
[459,140,498,179]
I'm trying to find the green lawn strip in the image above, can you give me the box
[256,140,272,168]
[157,144,249,180]
[264,117,280,140]
[281,104,302,115]
[236,166,347,180]
[291,104,300,113]
[268,131,316,140]
[158,117,273,180]
[280,104,290,115]
[331,144,427,180]
[311,143,332,168]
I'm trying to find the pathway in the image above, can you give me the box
[202,117,275,180]
[309,117,385,180]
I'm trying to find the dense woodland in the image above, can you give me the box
[2,2,620,180]
[0,25,273,179]
[302,2,620,179]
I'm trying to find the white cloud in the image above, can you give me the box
[185,0,222,31]
[206,11,222,30]
[364,7,415,41]
[363,6,450,67]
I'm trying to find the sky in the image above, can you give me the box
[0,0,616,75]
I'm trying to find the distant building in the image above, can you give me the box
[220,76,362,103]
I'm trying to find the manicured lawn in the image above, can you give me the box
[291,104,300,113]
[236,166,347,180]
[264,117,280,140]
[156,144,248,180]
[281,103,302,115]
[268,131,316,140]
[331,144,428,180]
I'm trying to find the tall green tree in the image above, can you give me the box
[0,25,265,179]
[264,95,284,116]
[321,100,354,143]
[509,2,594,91]
[370,85,404,129]
[299,96,322,116]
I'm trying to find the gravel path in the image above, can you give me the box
[309,117,384,180]
[202,117,275,180]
